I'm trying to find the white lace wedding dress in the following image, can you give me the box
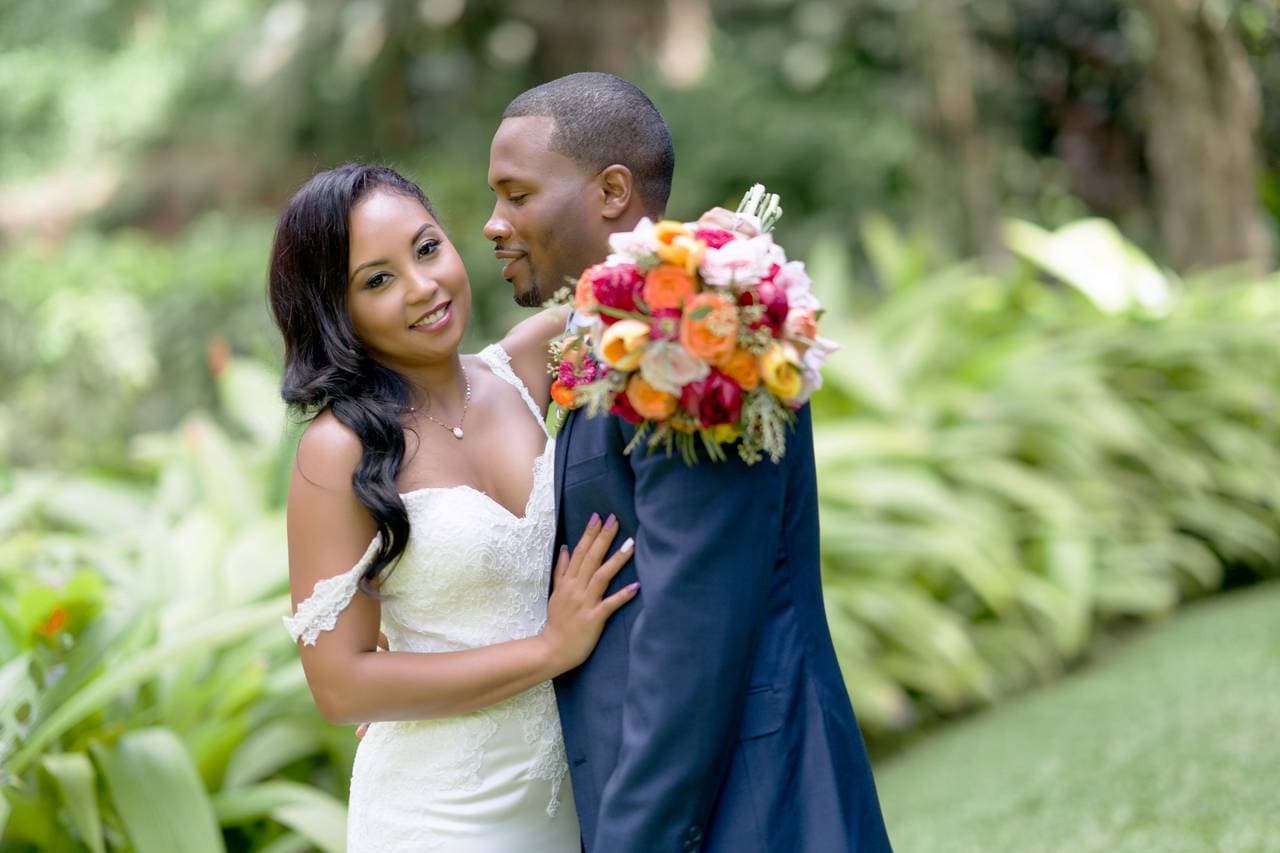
[284,344,579,852]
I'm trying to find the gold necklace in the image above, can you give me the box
[410,365,471,440]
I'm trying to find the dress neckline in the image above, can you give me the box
[398,428,554,523]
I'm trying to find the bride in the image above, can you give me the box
[268,163,636,851]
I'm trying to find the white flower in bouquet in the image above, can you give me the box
[639,340,710,396]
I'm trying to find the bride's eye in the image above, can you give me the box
[365,272,390,289]
[417,239,441,258]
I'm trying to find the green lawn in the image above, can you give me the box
[875,583,1280,852]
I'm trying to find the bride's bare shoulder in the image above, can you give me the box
[295,410,363,494]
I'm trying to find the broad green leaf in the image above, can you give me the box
[93,728,224,853]
[41,751,105,853]
[213,781,346,853]
[9,597,288,775]
[223,721,324,788]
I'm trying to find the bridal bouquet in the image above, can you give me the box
[550,185,838,465]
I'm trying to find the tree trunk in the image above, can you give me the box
[906,0,1001,262]
[1138,0,1270,271]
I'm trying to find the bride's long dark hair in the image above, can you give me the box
[268,164,434,589]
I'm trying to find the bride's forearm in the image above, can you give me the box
[308,635,560,725]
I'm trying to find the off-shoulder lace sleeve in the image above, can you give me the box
[284,535,381,645]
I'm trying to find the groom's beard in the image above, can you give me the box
[513,260,557,307]
[514,285,544,308]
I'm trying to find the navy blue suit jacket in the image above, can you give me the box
[552,404,891,852]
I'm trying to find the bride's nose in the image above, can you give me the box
[406,268,440,303]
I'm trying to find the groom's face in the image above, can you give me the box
[485,116,607,307]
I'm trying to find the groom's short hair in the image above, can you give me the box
[503,72,674,215]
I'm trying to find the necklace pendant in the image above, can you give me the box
[452,427,465,440]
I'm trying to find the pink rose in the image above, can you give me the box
[784,307,818,341]
[699,235,784,288]
[694,227,736,250]
[679,369,743,428]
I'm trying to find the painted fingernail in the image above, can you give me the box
[620,537,634,553]
[605,513,618,529]
[588,512,601,528]
[560,544,569,556]
[628,582,641,592]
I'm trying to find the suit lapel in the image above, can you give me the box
[552,407,578,548]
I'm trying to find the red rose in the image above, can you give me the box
[694,227,736,250]
[588,263,644,325]
[610,387,645,424]
[679,369,743,427]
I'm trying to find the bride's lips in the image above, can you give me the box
[495,249,526,281]
[409,302,452,333]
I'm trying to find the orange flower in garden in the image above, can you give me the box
[550,380,576,408]
[716,347,761,390]
[654,220,705,273]
[625,375,678,420]
[36,605,66,638]
[680,293,738,362]
[643,265,697,310]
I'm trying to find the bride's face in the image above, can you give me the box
[346,189,471,369]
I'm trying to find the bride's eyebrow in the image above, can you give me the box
[349,224,439,281]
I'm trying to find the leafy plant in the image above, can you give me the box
[0,357,348,852]
[811,217,1280,733]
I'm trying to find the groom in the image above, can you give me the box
[485,73,891,852]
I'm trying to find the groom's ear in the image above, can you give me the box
[598,165,634,221]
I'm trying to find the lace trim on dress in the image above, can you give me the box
[478,343,550,438]
[284,534,380,645]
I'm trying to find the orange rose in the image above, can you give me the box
[625,375,678,420]
[643,265,697,310]
[680,293,738,362]
[550,380,576,408]
[575,270,598,314]
[716,347,761,390]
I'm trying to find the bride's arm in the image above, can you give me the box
[287,412,634,726]
[501,304,572,412]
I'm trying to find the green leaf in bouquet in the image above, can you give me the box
[41,751,105,853]
[92,727,224,853]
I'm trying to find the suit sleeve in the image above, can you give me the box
[591,424,787,851]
